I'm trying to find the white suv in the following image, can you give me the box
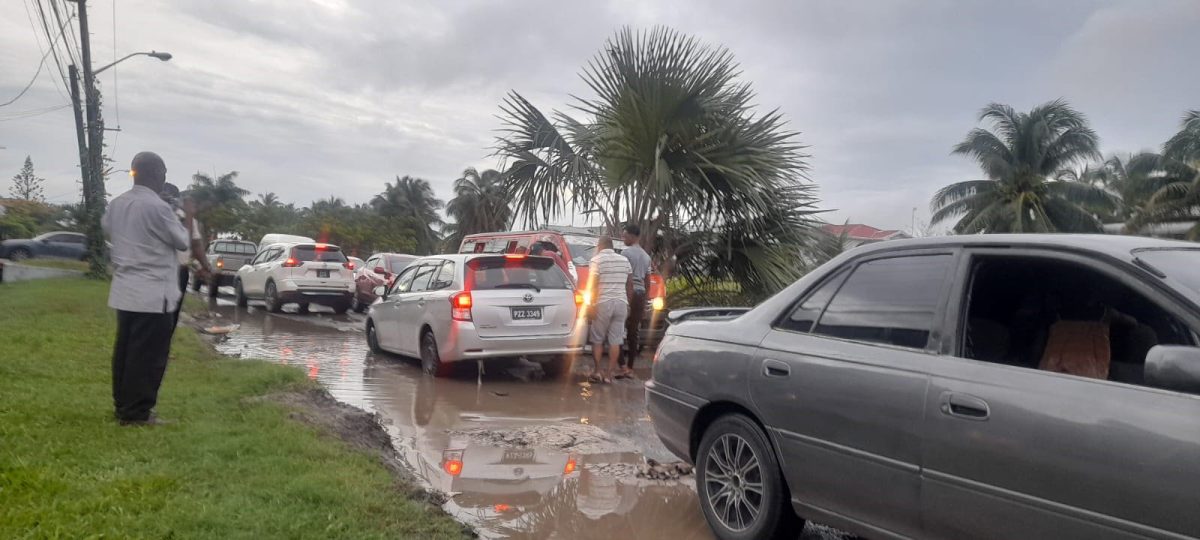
[365,254,585,376]
[234,242,356,314]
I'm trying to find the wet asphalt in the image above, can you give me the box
[193,287,856,540]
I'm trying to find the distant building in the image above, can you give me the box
[821,223,911,248]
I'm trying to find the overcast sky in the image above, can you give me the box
[2,0,1197,232]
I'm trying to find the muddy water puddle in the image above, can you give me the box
[196,293,852,539]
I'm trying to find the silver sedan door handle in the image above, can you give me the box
[941,392,990,421]
[762,359,790,378]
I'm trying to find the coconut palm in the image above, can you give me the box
[189,171,250,237]
[443,167,512,250]
[931,100,1117,233]
[495,27,818,297]
[1059,153,1170,225]
[1128,112,1200,238]
[371,175,444,254]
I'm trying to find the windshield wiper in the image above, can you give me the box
[494,283,541,293]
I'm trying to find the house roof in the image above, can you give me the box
[821,223,910,241]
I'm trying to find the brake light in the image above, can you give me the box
[581,290,593,306]
[450,291,472,321]
[651,296,664,311]
[443,459,463,476]
[504,253,526,260]
[493,504,512,513]
[281,257,300,268]
[563,457,577,475]
[343,261,355,270]
[574,291,584,307]
[215,257,224,269]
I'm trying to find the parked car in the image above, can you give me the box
[234,242,355,314]
[352,252,418,313]
[193,239,257,294]
[0,231,87,261]
[647,234,1200,540]
[365,253,585,376]
[347,256,365,273]
[459,229,667,348]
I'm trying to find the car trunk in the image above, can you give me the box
[286,244,352,286]
[467,256,577,338]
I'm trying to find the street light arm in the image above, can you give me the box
[94,51,172,75]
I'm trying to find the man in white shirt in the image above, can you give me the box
[159,182,211,332]
[587,236,632,383]
[102,151,192,426]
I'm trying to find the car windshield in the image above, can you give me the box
[467,256,571,290]
[388,256,417,273]
[1136,249,1200,296]
[292,245,347,263]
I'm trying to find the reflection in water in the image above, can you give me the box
[203,299,849,539]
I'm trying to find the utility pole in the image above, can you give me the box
[68,65,91,219]
[72,0,109,278]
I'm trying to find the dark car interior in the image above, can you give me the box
[963,256,1195,388]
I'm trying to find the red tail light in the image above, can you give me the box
[574,291,584,307]
[450,291,472,321]
[281,257,300,268]
[563,457,577,475]
[343,261,355,270]
[443,459,463,476]
[504,253,526,260]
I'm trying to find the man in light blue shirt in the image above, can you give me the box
[102,151,191,426]
[618,224,652,378]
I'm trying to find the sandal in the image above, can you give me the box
[587,373,603,384]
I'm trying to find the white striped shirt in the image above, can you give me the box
[590,249,632,305]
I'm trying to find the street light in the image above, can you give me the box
[94,51,172,75]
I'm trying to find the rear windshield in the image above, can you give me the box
[467,257,572,290]
[388,256,417,273]
[214,242,256,255]
[292,245,348,263]
[1137,249,1200,296]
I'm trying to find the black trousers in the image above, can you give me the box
[112,310,174,422]
[623,290,647,368]
[172,266,188,332]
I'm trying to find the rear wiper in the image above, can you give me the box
[494,283,541,293]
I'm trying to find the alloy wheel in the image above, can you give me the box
[704,433,764,532]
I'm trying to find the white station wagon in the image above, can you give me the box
[365,253,585,376]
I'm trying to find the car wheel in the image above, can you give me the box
[264,281,283,313]
[420,330,448,377]
[351,295,366,313]
[696,414,803,540]
[297,303,310,314]
[366,320,382,353]
[234,280,248,308]
[9,248,31,262]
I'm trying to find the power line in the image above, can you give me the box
[0,104,71,122]
[20,0,67,99]
[31,0,71,96]
[48,0,79,67]
[0,47,52,107]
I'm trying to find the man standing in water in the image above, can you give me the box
[617,224,651,379]
[587,236,632,383]
[103,152,191,426]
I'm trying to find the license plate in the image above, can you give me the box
[317,269,330,278]
[511,307,542,320]
[501,448,536,463]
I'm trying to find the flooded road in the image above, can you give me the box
[195,290,856,539]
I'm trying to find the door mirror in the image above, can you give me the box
[374,266,387,275]
[1145,345,1200,394]
[373,285,387,299]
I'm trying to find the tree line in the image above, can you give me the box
[931,102,1200,237]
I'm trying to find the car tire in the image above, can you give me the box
[234,280,248,308]
[297,303,310,314]
[264,281,283,313]
[696,414,804,540]
[420,330,449,377]
[9,248,31,262]
[351,295,366,313]
[366,320,382,353]
[538,354,573,378]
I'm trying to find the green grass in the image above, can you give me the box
[0,279,468,539]
[13,258,89,272]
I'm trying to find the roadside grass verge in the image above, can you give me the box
[0,278,468,539]
[10,258,89,272]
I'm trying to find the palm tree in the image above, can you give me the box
[371,176,443,254]
[1059,153,1170,225]
[443,168,512,250]
[1129,111,1200,238]
[189,171,250,237]
[930,100,1116,233]
[495,27,818,297]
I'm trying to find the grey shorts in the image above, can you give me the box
[590,300,629,346]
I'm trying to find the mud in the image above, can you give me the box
[187,288,859,540]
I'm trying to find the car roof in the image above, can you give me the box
[848,234,1196,261]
